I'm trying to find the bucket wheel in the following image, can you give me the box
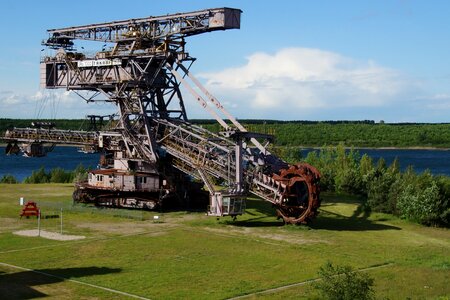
[273,163,321,224]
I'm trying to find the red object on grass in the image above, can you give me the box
[20,201,40,218]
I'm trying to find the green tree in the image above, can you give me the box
[73,163,88,182]
[23,167,50,183]
[0,174,18,184]
[376,157,387,172]
[397,182,441,225]
[334,145,361,194]
[365,156,405,213]
[366,170,396,213]
[359,154,374,178]
[304,146,337,191]
[358,154,374,196]
[435,176,450,226]
[387,174,408,215]
[285,147,303,164]
[270,146,303,164]
[388,157,400,174]
[50,167,73,183]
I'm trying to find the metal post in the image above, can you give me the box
[235,136,243,193]
[60,208,63,234]
[37,209,41,237]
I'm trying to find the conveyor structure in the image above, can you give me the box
[3,7,321,224]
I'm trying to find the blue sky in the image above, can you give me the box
[1,0,449,122]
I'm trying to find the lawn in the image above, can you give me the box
[0,184,449,299]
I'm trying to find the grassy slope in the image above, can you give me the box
[0,184,449,299]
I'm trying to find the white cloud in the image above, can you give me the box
[0,89,116,119]
[421,93,450,110]
[3,92,21,105]
[197,47,420,120]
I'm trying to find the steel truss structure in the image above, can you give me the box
[4,7,321,224]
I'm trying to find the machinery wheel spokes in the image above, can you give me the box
[273,163,321,224]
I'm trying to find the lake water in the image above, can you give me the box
[300,148,450,177]
[0,146,449,181]
[0,146,100,181]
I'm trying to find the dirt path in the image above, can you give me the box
[13,229,85,241]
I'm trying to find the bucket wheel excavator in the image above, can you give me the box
[3,7,321,224]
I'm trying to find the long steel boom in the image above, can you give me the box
[44,7,241,45]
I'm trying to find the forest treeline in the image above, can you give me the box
[0,164,89,184]
[1,118,450,148]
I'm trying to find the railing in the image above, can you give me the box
[4,128,98,146]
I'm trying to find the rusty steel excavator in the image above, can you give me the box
[3,8,321,224]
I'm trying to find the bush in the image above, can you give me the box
[303,143,366,194]
[73,163,88,182]
[366,169,397,213]
[435,176,450,226]
[0,174,18,184]
[305,148,335,191]
[335,146,362,195]
[23,167,50,183]
[313,262,375,300]
[22,165,88,184]
[50,167,74,183]
[397,181,443,226]
[271,146,303,164]
[304,145,338,191]
[359,154,374,196]
[386,166,416,215]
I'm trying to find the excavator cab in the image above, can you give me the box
[208,192,246,218]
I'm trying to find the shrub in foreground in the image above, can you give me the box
[313,262,375,300]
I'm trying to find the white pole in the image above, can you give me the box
[60,208,63,234]
[37,209,41,237]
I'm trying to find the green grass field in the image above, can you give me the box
[0,184,449,299]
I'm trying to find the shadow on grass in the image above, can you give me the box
[308,192,401,231]
[222,198,285,227]
[0,266,121,299]
[223,216,284,227]
[225,196,401,231]
[310,208,401,231]
[245,198,278,215]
